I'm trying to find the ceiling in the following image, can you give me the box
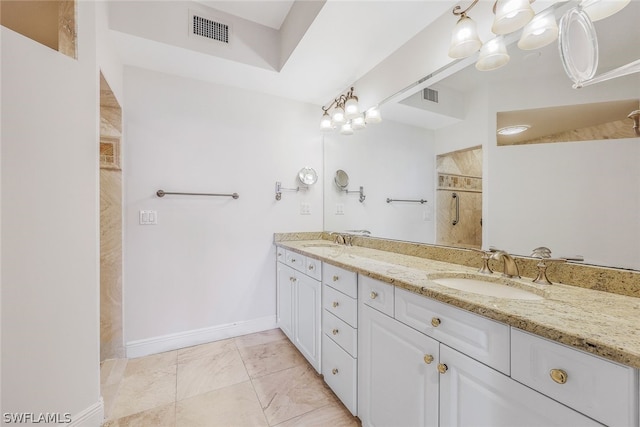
[108,1,640,130]
[108,0,457,107]
[192,0,295,30]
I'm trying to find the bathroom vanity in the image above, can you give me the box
[275,234,640,427]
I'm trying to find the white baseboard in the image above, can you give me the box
[66,398,104,427]
[125,315,277,358]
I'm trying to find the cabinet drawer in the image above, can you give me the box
[511,328,638,427]
[323,310,357,358]
[395,287,510,374]
[323,263,357,298]
[322,334,357,416]
[304,257,322,281]
[359,276,394,317]
[285,250,305,271]
[323,284,357,328]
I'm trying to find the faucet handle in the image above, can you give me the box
[470,248,493,274]
[532,257,566,285]
[531,246,552,258]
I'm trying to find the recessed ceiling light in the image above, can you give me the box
[497,125,530,135]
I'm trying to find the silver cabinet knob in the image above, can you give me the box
[333,275,339,281]
[332,328,339,335]
[370,291,378,299]
[332,301,339,308]
[332,368,339,375]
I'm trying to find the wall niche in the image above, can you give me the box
[1,1,77,59]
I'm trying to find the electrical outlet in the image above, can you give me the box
[335,203,345,215]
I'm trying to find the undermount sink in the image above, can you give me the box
[431,277,544,301]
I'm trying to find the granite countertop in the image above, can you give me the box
[277,239,640,369]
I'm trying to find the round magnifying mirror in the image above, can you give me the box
[297,167,318,186]
[335,169,349,190]
[558,7,598,86]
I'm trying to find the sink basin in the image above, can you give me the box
[431,277,544,301]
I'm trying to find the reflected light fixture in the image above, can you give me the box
[320,87,381,134]
[497,124,530,135]
[580,0,630,22]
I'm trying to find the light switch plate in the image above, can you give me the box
[139,210,157,225]
[300,202,311,215]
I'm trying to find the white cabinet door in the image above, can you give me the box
[439,345,602,427]
[359,304,439,427]
[294,273,322,373]
[276,262,295,341]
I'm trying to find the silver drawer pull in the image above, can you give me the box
[332,368,339,375]
[277,253,282,257]
[333,275,339,281]
[370,291,378,299]
[550,369,568,384]
[291,258,296,263]
[332,328,339,335]
[431,317,441,327]
[332,301,339,308]
[308,265,314,270]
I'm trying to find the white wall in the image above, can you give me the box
[123,67,323,355]
[324,120,435,243]
[1,1,102,424]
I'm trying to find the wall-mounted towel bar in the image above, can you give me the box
[156,190,239,199]
[386,198,427,204]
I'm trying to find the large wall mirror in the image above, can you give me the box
[323,0,640,271]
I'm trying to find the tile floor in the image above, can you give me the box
[100,329,360,426]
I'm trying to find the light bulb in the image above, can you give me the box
[364,106,382,124]
[476,36,510,71]
[331,105,345,125]
[518,9,558,50]
[340,121,354,135]
[492,0,534,34]
[344,95,360,119]
[352,115,366,130]
[320,111,333,132]
[448,14,482,58]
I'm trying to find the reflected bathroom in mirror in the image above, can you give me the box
[323,0,640,270]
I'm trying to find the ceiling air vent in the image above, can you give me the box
[192,14,229,44]
[423,88,439,103]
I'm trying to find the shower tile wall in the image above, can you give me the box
[436,147,482,249]
[100,74,124,360]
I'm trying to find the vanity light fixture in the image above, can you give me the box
[492,0,535,35]
[518,8,559,50]
[497,124,530,135]
[448,0,483,59]
[448,0,542,71]
[320,87,381,134]
[476,36,510,71]
[580,0,630,22]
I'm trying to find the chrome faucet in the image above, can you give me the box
[490,249,520,278]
